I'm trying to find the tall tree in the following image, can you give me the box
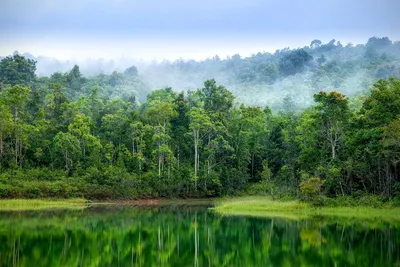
[5,85,32,167]
[68,113,102,167]
[54,132,80,178]
[0,54,36,87]
[202,79,234,114]
[188,107,212,186]
[314,91,349,160]
[0,104,13,161]
[146,89,178,177]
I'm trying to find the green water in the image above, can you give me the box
[0,204,399,267]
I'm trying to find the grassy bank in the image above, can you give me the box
[213,196,400,221]
[0,198,88,211]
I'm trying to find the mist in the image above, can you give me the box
[5,37,400,110]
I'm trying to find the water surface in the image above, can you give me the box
[0,204,399,266]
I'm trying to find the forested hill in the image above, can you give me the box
[0,37,400,200]
[3,37,400,110]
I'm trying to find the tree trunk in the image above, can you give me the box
[168,161,170,180]
[82,139,86,164]
[64,150,69,183]
[158,154,161,177]
[19,140,23,168]
[0,136,3,159]
[177,145,180,169]
[15,138,18,167]
[132,130,135,155]
[251,153,254,179]
[193,128,199,190]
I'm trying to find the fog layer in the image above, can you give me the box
[5,37,400,110]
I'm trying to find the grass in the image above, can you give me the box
[0,198,214,211]
[0,198,88,211]
[213,196,400,221]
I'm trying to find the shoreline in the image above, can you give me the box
[0,198,88,211]
[0,197,216,211]
[2,196,400,218]
[213,196,400,221]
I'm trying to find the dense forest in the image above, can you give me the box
[0,37,400,200]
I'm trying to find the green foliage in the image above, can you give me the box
[54,132,80,172]
[202,79,234,113]
[258,160,274,196]
[0,179,79,199]
[318,194,393,208]
[0,54,36,87]
[244,182,270,196]
[0,53,400,201]
[300,177,325,203]
[279,49,313,76]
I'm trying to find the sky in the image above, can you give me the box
[0,0,399,61]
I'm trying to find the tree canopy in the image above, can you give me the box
[0,53,399,200]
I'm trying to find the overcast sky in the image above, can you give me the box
[0,0,399,60]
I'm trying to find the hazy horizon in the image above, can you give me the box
[1,0,399,61]
[0,36,400,63]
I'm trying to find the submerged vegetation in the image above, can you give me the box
[0,37,400,201]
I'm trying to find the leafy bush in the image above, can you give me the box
[0,184,13,198]
[244,182,270,196]
[299,177,325,203]
[0,168,66,181]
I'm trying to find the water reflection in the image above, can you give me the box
[0,205,399,266]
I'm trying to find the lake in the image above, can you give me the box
[0,203,399,266]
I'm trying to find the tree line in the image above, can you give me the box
[0,55,399,199]
[11,37,400,110]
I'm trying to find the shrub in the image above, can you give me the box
[356,195,384,208]
[0,184,12,198]
[245,182,270,196]
[1,168,66,181]
[26,186,42,199]
[299,177,325,203]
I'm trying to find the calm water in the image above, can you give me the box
[0,204,399,267]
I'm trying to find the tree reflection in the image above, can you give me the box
[0,206,399,266]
